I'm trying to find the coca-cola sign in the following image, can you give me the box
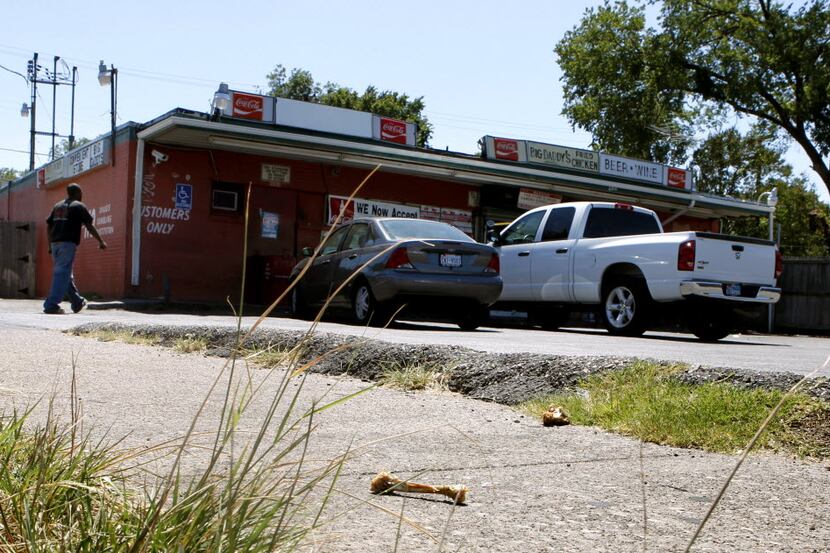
[380,117,407,144]
[494,138,520,161]
[666,167,689,189]
[232,92,265,120]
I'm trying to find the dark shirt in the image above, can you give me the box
[47,199,93,245]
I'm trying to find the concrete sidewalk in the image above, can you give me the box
[0,325,827,552]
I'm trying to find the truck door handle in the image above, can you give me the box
[518,251,530,257]
[348,253,358,260]
[556,248,569,254]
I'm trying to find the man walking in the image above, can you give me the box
[43,183,107,314]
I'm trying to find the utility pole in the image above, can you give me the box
[23,52,78,170]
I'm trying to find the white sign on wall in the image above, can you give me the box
[526,142,599,172]
[67,138,109,178]
[328,195,420,224]
[517,188,563,210]
[599,153,664,185]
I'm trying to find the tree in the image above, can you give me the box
[1,167,19,181]
[693,126,830,256]
[50,137,90,159]
[555,0,830,197]
[266,65,433,147]
[555,2,692,164]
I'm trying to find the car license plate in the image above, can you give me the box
[440,254,462,268]
[725,283,742,297]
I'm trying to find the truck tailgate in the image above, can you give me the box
[693,232,776,285]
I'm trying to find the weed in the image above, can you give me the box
[173,336,208,353]
[88,328,161,346]
[380,361,450,392]
[519,360,830,458]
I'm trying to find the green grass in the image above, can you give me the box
[519,361,830,458]
[243,345,304,369]
[87,329,161,346]
[380,361,450,392]
[173,336,208,353]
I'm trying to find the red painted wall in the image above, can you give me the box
[132,147,479,303]
[4,139,133,300]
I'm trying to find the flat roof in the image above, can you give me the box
[137,109,770,219]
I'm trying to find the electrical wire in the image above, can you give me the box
[0,63,27,84]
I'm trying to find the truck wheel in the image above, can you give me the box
[352,281,388,327]
[291,286,313,320]
[601,279,648,337]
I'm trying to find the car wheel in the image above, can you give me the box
[291,286,313,320]
[352,281,387,326]
[601,279,648,337]
[456,306,489,331]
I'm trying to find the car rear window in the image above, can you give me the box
[583,207,660,238]
[379,219,472,241]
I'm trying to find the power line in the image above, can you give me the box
[0,63,27,84]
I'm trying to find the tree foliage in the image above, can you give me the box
[1,167,19,181]
[556,0,830,197]
[694,126,830,256]
[266,65,432,147]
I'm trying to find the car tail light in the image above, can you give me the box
[485,253,500,274]
[385,247,414,270]
[774,248,783,280]
[678,240,696,271]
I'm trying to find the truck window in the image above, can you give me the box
[583,208,660,238]
[541,207,576,241]
[501,211,545,245]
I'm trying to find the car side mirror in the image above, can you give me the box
[301,246,314,257]
[487,229,500,246]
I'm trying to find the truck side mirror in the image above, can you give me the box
[485,220,500,245]
[301,246,314,257]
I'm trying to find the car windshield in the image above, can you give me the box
[379,219,472,241]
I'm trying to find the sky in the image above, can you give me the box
[1,0,827,204]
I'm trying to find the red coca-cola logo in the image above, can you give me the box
[667,167,687,189]
[380,117,408,144]
[494,138,519,161]
[232,92,264,120]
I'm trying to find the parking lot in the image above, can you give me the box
[1,299,828,376]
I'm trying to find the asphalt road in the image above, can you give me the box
[1,298,828,375]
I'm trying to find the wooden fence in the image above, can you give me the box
[775,257,830,333]
[0,221,36,298]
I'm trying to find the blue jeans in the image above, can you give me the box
[43,242,85,312]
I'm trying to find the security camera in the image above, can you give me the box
[151,149,168,165]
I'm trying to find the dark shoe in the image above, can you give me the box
[72,299,88,313]
[43,307,66,314]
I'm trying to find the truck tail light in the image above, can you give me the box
[614,202,634,210]
[485,253,500,274]
[678,240,696,271]
[385,247,414,270]
[774,248,783,280]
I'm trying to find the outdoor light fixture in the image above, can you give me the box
[20,103,29,118]
[98,59,118,165]
[97,60,112,86]
[213,83,231,112]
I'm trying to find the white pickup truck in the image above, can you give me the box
[491,201,782,341]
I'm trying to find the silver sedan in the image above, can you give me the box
[289,218,502,330]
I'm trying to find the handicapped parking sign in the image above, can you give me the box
[175,183,192,210]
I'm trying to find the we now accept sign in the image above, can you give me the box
[328,195,419,224]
